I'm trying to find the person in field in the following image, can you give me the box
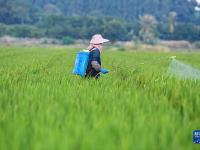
[86,34,110,79]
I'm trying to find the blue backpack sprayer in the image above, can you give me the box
[72,50,90,77]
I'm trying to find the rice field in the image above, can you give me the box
[0,46,200,150]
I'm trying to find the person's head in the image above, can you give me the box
[88,34,109,52]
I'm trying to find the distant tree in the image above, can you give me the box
[168,11,177,33]
[41,14,65,37]
[103,19,128,41]
[173,23,200,41]
[139,14,158,44]
[0,23,7,36]
[12,3,30,24]
[44,3,62,15]
[62,36,75,45]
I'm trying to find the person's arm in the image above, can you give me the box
[90,49,109,74]
[90,50,101,71]
[91,61,101,71]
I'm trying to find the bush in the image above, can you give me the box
[0,23,7,37]
[194,41,200,49]
[51,40,58,44]
[4,25,44,38]
[62,36,75,45]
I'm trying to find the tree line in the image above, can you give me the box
[0,0,200,43]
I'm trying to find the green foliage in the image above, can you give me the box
[26,0,197,22]
[194,41,200,48]
[1,24,44,38]
[0,23,7,36]
[39,15,133,41]
[62,36,75,45]
[158,22,200,42]
[173,23,200,41]
[14,25,44,38]
[0,0,199,41]
[0,46,200,150]
[102,19,129,41]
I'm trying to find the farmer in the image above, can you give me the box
[85,34,110,79]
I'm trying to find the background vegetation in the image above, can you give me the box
[0,0,200,43]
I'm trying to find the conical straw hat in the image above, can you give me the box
[90,34,109,44]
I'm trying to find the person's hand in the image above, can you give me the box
[100,68,109,74]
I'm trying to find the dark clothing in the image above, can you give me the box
[86,48,101,79]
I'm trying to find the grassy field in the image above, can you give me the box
[0,46,200,150]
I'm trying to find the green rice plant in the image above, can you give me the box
[0,46,200,150]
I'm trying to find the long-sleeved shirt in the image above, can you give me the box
[86,48,101,78]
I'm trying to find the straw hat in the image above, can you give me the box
[90,34,109,44]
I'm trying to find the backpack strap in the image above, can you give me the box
[90,47,99,52]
